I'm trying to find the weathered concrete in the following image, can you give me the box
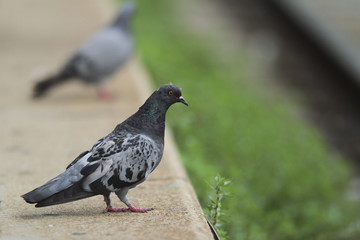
[0,0,213,239]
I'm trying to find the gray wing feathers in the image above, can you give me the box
[22,133,162,205]
[22,152,91,203]
[34,183,96,208]
[99,135,163,191]
[82,160,114,191]
[75,27,133,82]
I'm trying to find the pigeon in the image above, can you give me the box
[22,84,188,212]
[33,2,136,100]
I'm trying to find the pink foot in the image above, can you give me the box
[127,204,154,213]
[104,204,154,213]
[104,206,129,213]
[97,88,115,101]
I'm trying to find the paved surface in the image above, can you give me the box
[0,0,212,239]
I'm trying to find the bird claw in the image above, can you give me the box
[104,206,128,213]
[97,88,115,101]
[127,205,154,213]
[104,205,154,213]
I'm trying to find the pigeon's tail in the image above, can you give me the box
[33,72,72,98]
[22,167,87,205]
[22,182,96,208]
[35,183,96,207]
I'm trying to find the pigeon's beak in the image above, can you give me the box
[178,96,189,106]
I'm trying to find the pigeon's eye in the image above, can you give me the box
[168,90,174,96]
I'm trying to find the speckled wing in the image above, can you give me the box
[78,133,163,194]
[71,26,133,84]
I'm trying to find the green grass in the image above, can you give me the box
[125,0,360,239]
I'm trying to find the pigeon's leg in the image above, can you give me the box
[103,194,127,213]
[115,188,154,213]
[96,82,114,101]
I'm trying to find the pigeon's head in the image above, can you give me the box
[133,84,188,128]
[155,84,188,107]
[118,2,136,20]
[113,2,136,28]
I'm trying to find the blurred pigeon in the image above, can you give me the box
[33,2,136,100]
[22,84,188,212]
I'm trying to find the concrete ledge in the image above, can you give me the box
[0,0,213,239]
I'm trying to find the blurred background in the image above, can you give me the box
[131,0,360,239]
[1,0,360,239]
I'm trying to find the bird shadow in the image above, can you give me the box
[19,209,107,220]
